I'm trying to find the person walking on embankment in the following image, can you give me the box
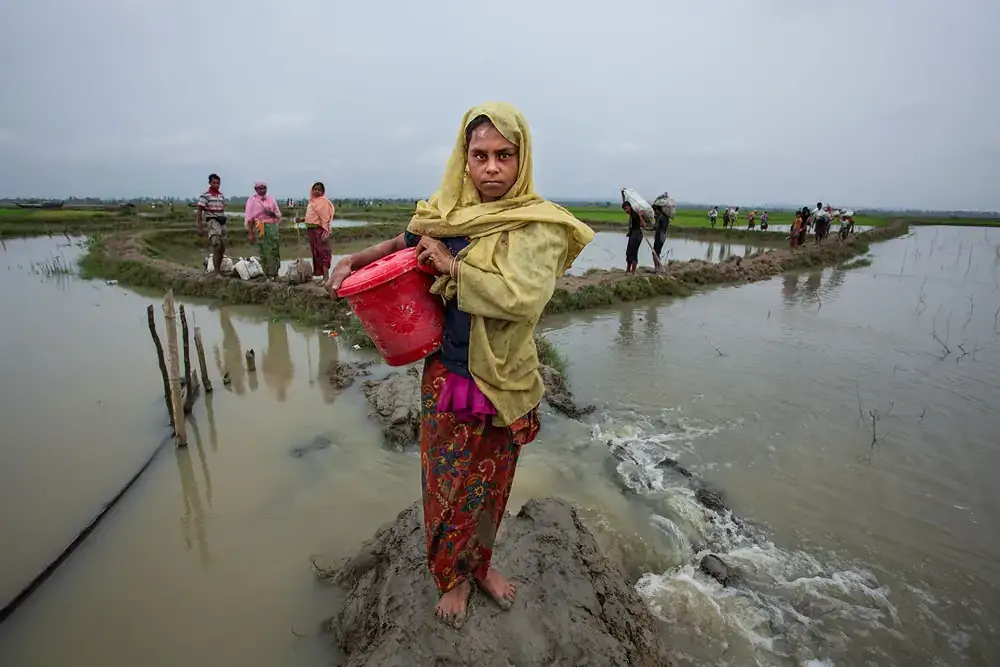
[790,210,803,248]
[651,191,674,257]
[812,202,831,243]
[709,205,718,227]
[326,102,593,628]
[196,173,228,276]
[304,181,335,284]
[622,200,644,275]
[798,206,811,246]
[244,180,282,279]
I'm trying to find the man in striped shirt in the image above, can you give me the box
[196,173,228,275]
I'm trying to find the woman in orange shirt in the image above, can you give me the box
[790,212,802,249]
[305,182,335,283]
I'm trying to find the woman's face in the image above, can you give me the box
[466,121,519,202]
[255,184,267,197]
[311,185,324,198]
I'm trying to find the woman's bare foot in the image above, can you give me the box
[435,579,472,628]
[477,568,516,610]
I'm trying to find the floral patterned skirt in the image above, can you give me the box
[257,222,280,278]
[419,355,539,593]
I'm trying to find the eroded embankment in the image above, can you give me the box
[80,223,908,338]
[81,232,352,324]
[543,223,909,314]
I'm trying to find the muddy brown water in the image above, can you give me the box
[0,228,998,666]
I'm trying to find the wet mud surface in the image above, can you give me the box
[338,362,597,448]
[323,497,674,666]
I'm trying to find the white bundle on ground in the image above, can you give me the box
[233,259,251,281]
[206,255,265,280]
[653,192,677,218]
[284,258,313,284]
[622,188,655,226]
[205,255,235,275]
[245,257,263,279]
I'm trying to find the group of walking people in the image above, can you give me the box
[707,206,769,230]
[789,202,855,248]
[195,176,336,283]
[702,201,855,249]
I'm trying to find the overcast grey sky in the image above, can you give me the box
[1,0,997,209]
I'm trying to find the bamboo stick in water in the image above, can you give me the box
[179,305,193,391]
[162,290,187,447]
[193,326,213,393]
[147,304,173,429]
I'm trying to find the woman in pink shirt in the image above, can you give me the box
[245,181,282,279]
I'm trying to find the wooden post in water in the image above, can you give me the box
[245,348,256,372]
[147,304,173,429]
[193,326,213,393]
[162,290,187,447]
[179,305,193,390]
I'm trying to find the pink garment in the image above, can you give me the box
[436,371,497,422]
[244,193,281,230]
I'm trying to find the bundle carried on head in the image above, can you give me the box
[652,191,677,218]
[621,188,655,226]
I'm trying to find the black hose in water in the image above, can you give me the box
[0,434,172,625]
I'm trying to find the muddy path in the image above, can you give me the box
[80,223,909,341]
[545,222,909,314]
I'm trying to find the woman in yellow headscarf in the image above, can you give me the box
[327,103,593,627]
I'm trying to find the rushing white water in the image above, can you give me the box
[597,418,910,666]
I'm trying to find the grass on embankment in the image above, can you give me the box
[837,257,874,270]
[543,223,909,316]
[80,237,350,324]
[76,216,910,351]
[140,223,408,267]
[534,335,568,374]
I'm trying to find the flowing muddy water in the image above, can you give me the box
[542,225,1000,665]
[1,227,998,666]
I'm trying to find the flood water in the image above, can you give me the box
[571,231,782,274]
[1,227,999,666]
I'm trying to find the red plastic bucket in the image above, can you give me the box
[337,248,444,366]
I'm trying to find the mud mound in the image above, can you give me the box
[356,362,592,448]
[360,366,421,449]
[540,364,595,419]
[327,360,374,390]
[324,497,673,666]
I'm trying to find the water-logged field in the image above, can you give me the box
[0,227,998,665]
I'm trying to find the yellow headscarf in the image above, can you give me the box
[407,102,595,426]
